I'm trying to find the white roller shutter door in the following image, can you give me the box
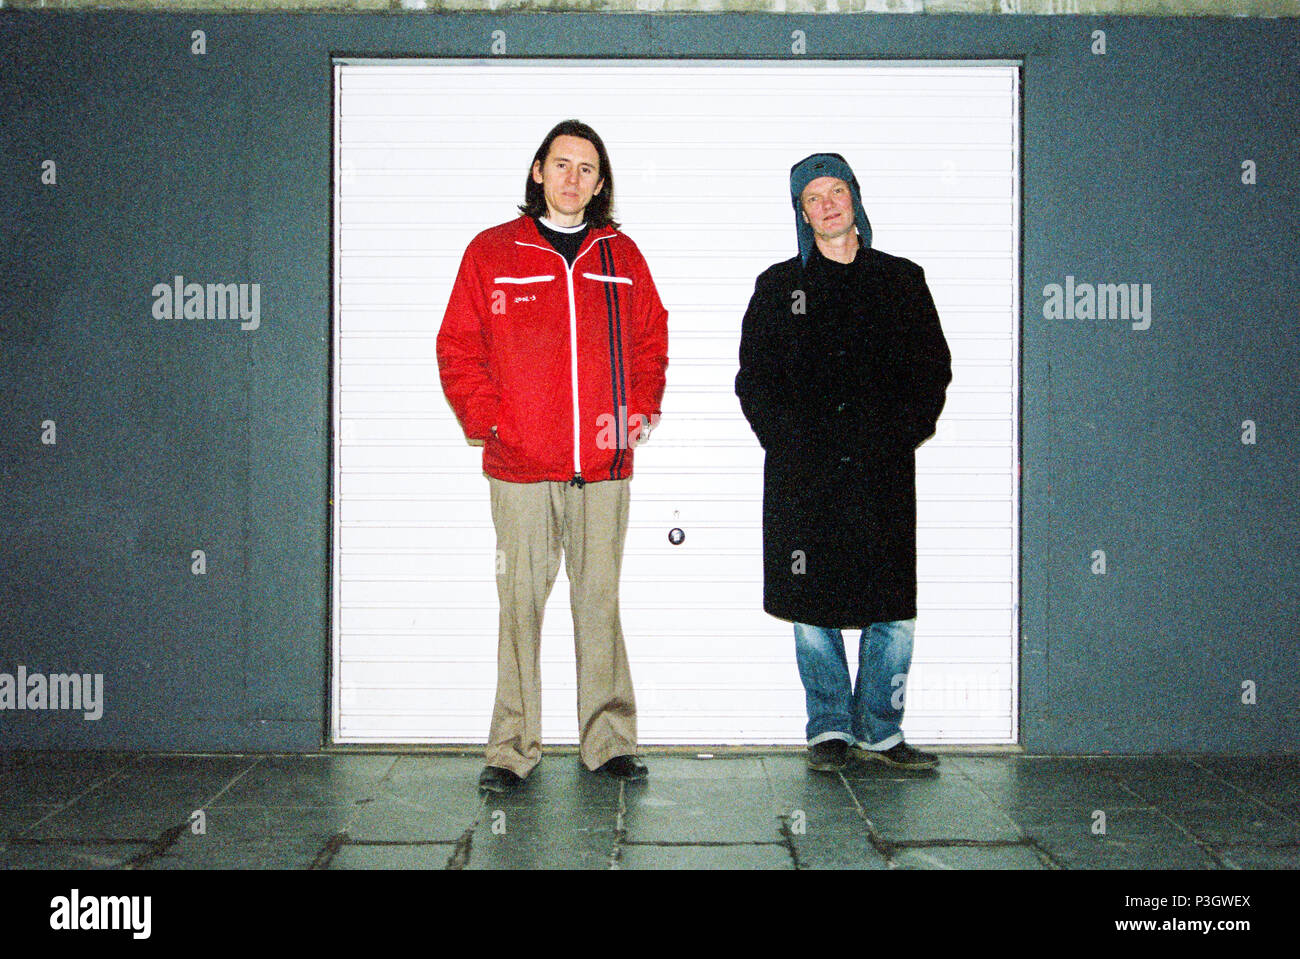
[332,59,1020,744]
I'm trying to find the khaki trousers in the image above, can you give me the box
[485,476,638,776]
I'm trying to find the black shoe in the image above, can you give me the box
[478,765,525,794]
[807,739,849,772]
[858,742,939,770]
[598,754,649,781]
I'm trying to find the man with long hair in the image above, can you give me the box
[437,120,669,793]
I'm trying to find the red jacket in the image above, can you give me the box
[437,216,669,484]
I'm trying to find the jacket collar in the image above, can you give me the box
[515,215,617,260]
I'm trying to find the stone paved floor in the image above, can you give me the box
[1,750,1297,870]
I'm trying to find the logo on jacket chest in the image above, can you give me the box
[491,274,557,316]
[490,289,544,313]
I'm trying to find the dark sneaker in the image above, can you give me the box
[478,765,525,794]
[858,742,939,770]
[807,739,849,772]
[598,754,649,781]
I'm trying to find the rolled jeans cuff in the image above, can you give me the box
[857,732,904,752]
[808,730,855,747]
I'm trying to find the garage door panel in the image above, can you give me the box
[338,635,497,660]
[631,446,767,471]
[659,389,749,415]
[339,469,488,497]
[339,385,449,413]
[342,89,1015,123]
[340,491,484,518]
[333,60,1019,744]
[916,470,1013,498]
[619,552,756,583]
[632,469,766,499]
[340,337,439,363]
[343,686,494,717]
[338,446,476,471]
[340,604,497,632]
[342,524,490,550]
[627,496,753,525]
[341,362,440,388]
[917,525,1011,554]
[340,553,501,580]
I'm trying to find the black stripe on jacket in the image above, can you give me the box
[599,242,629,478]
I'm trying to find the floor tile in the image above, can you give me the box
[892,843,1050,870]
[1194,758,1300,802]
[1157,802,1300,845]
[785,806,892,870]
[618,843,792,870]
[850,785,1023,843]
[328,842,457,870]
[1214,845,1300,869]
[208,755,398,807]
[345,796,480,843]
[1033,837,1220,870]
[0,841,146,870]
[0,800,64,838]
[0,753,129,803]
[623,779,782,844]
[465,816,614,870]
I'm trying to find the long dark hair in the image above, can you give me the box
[518,119,619,229]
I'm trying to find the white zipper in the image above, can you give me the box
[515,236,610,481]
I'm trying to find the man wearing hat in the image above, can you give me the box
[735,153,953,772]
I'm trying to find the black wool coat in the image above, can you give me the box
[735,245,953,628]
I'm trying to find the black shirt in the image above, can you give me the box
[810,243,861,284]
[534,216,590,266]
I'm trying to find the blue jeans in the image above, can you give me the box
[793,619,916,751]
